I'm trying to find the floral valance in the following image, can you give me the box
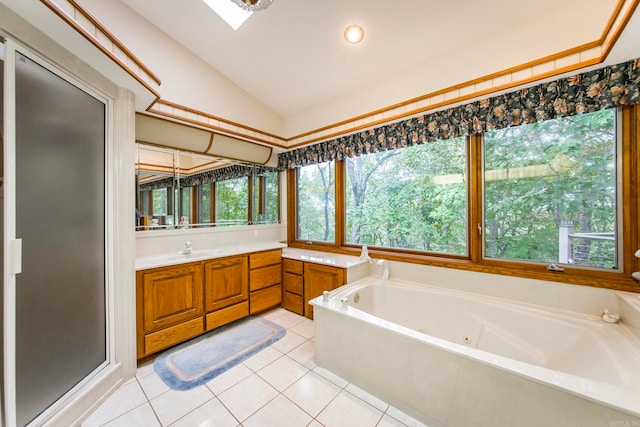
[139,165,278,191]
[278,58,640,170]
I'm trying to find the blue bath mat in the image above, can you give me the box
[154,317,286,390]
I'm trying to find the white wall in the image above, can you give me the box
[80,0,284,135]
[282,0,615,136]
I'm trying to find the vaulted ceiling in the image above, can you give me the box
[118,0,632,121]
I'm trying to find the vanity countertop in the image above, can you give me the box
[282,247,368,269]
[136,241,287,271]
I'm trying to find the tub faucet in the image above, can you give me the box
[360,245,372,263]
[601,309,620,324]
[377,259,389,282]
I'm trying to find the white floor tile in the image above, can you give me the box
[270,311,307,329]
[243,346,283,372]
[205,362,253,395]
[103,403,160,427]
[243,395,312,427]
[289,318,314,339]
[122,377,136,386]
[270,330,307,354]
[312,366,349,388]
[317,390,384,427]
[345,383,389,412]
[287,340,316,369]
[150,386,213,426]
[86,313,420,427]
[138,372,171,400]
[260,308,288,321]
[169,398,238,427]
[82,380,148,427]
[217,374,278,422]
[257,355,309,392]
[378,413,409,427]
[283,371,342,417]
[135,360,155,379]
[386,406,429,427]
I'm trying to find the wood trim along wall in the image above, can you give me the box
[147,100,288,149]
[67,0,161,84]
[39,0,161,98]
[42,0,639,153]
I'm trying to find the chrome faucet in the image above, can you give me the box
[179,241,193,255]
[377,259,389,282]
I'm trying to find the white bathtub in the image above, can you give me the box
[311,278,640,427]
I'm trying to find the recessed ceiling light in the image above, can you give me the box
[202,0,252,30]
[344,25,365,44]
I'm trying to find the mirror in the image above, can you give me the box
[135,144,280,231]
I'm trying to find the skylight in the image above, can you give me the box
[202,0,252,30]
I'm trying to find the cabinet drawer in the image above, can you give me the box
[144,317,203,356]
[206,301,249,331]
[282,258,303,275]
[282,291,304,315]
[250,264,282,291]
[249,285,282,314]
[249,249,282,269]
[283,272,303,295]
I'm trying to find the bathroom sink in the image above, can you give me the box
[162,249,225,262]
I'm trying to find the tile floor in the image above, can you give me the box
[82,308,428,427]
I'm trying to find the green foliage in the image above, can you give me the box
[152,188,168,216]
[297,109,617,269]
[484,109,617,268]
[297,161,335,242]
[253,171,279,224]
[345,138,467,254]
[215,177,249,226]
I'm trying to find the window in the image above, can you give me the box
[199,183,212,225]
[296,161,335,243]
[253,170,279,224]
[216,177,249,226]
[151,187,173,225]
[345,138,467,254]
[180,186,191,222]
[483,109,618,269]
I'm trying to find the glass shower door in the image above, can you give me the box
[13,51,106,426]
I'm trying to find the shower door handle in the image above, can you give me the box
[9,238,22,275]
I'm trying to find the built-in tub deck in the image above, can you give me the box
[311,278,640,426]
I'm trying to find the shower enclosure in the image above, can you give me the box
[3,40,109,426]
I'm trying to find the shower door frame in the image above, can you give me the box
[2,37,117,427]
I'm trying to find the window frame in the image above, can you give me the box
[480,109,621,272]
[287,105,640,292]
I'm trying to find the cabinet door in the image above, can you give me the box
[140,263,204,333]
[303,263,345,319]
[204,255,249,312]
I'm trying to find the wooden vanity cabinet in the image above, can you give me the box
[282,259,304,315]
[136,247,284,360]
[304,263,345,319]
[249,249,282,314]
[204,255,249,331]
[136,262,204,359]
